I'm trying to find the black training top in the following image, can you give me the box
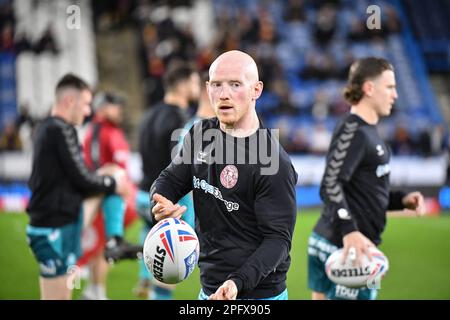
[27,116,116,227]
[138,103,190,191]
[314,113,405,247]
[149,118,298,299]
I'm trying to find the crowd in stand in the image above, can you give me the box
[126,0,446,156]
[0,0,448,156]
[0,1,59,55]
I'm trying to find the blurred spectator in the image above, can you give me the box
[384,5,402,35]
[271,78,298,115]
[136,0,197,105]
[14,31,32,53]
[302,51,339,79]
[313,3,338,47]
[418,125,449,157]
[432,125,450,155]
[127,0,433,156]
[237,11,259,44]
[255,52,282,87]
[417,129,432,157]
[310,123,331,154]
[284,0,307,23]
[289,127,310,153]
[0,1,14,30]
[311,90,330,121]
[329,96,350,117]
[0,22,14,52]
[256,8,279,45]
[347,17,371,42]
[308,0,341,10]
[93,0,134,31]
[0,120,22,152]
[16,104,36,153]
[390,126,415,155]
[446,146,450,186]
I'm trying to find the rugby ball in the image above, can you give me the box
[143,218,199,284]
[325,247,389,288]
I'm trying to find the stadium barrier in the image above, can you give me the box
[0,152,448,212]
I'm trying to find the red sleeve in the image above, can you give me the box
[82,126,94,169]
[108,128,130,170]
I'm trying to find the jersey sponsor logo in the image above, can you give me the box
[193,176,239,212]
[220,165,238,189]
[376,163,390,178]
[376,144,385,156]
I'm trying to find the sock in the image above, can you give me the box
[83,283,107,300]
[149,284,174,300]
[82,283,96,299]
[93,284,107,300]
[102,194,125,238]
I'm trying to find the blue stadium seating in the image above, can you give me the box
[237,0,445,154]
[402,0,450,72]
[0,52,17,132]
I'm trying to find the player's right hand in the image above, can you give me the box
[152,193,186,221]
[342,231,376,266]
[110,168,128,197]
[113,172,129,197]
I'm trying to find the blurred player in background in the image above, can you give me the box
[150,50,298,300]
[307,57,426,300]
[79,92,142,300]
[134,62,201,299]
[26,74,127,300]
[181,71,217,135]
[172,71,216,231]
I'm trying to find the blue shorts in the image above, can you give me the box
[307,232,378,300]
[26,217,82,278]
[198,288,288,300]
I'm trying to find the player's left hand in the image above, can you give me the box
[402,191,426,216]
[208,280,238,300]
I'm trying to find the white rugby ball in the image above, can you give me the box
[325,247,389,288]
[143,218,199,284]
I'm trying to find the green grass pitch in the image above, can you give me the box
[1,210,449,299]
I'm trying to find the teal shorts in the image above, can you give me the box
[198,288,288,300]
[26,217,82,278]
[307,232,378,300]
